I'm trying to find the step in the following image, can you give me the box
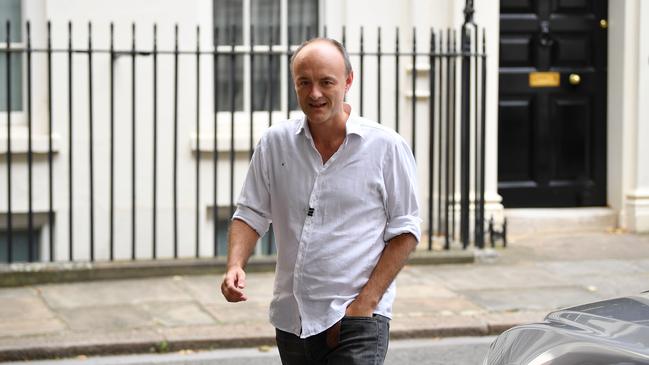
[504,207,617,237]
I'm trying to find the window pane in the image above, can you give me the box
[0,230,41,263]
[213,0,243,45]
[288,0,319,45]
[251,0,280,45]
[216,55,243,111]
[0,53,23,112]
[252,55,280,111]
[0,0,21,43]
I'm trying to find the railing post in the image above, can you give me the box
[460,0,474,249]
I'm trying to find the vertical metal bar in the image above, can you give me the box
[450,30,457,243]
[249,25,254,159]
[323,25,327,38]
[153,23,158,259]
[196,25,201,258]
[266,26,274,256]
[473,26,480,247]
[479,29,487,249]
[229,25,235,218]
[285,46,291,119]
[27,22,34,261]
[427,29,435,250]
[460,25,471,249]
[5,21,12,263]
[68,21,74,261]
[47,21,54,261]
[88,22,95,261]
[436,31,443,236]
[359,26,364,116]
[444,28,451,249]
[213,27,219,256]
[131,23,137,260]
[395,27,399,133]
[342,26,346,49]
[411,27,416,156]
[268,25,273,128]
[173,24,179,258]
[109,23,115,260]
[377,27,381,123]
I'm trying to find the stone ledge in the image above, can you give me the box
[0,250,474,287]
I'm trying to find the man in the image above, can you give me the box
[221,37,420,365]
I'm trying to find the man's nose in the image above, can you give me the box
[309,85,323,99]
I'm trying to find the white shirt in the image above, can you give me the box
[232,110,421,338]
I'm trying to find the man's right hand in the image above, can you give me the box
[221,266,248,302]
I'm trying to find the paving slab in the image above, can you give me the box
[39,278,192,309]
[56,305,156,331]
[460,286,603,312]
[140,302,217,327]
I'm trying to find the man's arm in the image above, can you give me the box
[345,232,418,316]
[220,219,260,302]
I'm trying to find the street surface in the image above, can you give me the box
[0,337,495,365]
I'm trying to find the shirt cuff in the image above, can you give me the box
[232,205,271,238]
[383,215,422,244]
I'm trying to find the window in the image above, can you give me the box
[0,230,40,263]
[212,0,319,112]
[0,0,23,112]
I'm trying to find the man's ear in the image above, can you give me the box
[345,71,354,93]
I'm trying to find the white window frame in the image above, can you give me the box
[0,0,26,127]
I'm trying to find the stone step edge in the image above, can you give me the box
[0,250,474,287]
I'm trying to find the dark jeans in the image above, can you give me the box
[275,315,390,365]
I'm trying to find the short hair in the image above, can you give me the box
[290,37,353,77]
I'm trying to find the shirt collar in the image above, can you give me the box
[294,103,366,139]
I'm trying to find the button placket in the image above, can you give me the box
[292,169,320,328]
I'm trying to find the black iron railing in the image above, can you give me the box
[0,21,487,263]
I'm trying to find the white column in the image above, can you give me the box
[474,0,504,222]
[624,0,649,232]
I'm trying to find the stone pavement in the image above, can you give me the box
[1,230,649,361]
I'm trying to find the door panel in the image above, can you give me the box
[498,0,607,207]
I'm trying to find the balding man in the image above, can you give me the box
[221,37,420,365]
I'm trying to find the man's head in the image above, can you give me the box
[290,38,354,126]
[290,38,353,77]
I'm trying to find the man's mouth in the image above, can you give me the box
[310,101,327,108]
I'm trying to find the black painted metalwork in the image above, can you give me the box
[377,27,381,123]
[427,28,435,250]
[68,21,73,261]
[173,24,179,258]
[109,22,115,261]
[47,21,54,261]
[88,22,95,260]
[411,27,416,156]
[0,22,489,264]
[131,23,137,260]
[212,26,220,256]
[359,27,364,116]
[26,22,33,261]
[152,23,158,258]
[196,25,201,258]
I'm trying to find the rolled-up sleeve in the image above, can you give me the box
[232,141,272,237]
[382,137,421,243]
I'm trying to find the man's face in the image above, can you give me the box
[292,41,353,126]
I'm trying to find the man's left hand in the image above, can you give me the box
[345,297,375,317]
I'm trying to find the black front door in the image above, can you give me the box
[498,0,607,207]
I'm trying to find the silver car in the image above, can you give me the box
[483,291,649,365]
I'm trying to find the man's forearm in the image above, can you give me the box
[227,218,260,269]
[350,233,418,313]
